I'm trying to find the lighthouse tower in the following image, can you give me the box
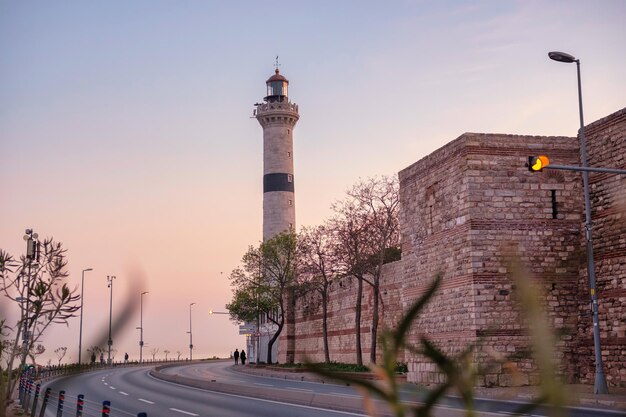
[255,68,300,241]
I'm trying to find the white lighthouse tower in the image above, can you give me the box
[255,68,300,241]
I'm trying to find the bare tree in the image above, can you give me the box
[331,201,372,366]
[54,347,67,366]
[0,237,80,409]
[346,176,400,363]
[176,350,182,361]
[87,345,104,364]
[150,347,159,361]
[298,224,341,363]
[163,349,170,360]
[331,176,400,365]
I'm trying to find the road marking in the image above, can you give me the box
[149,372,367,416]
[286,387,312,392]
[138,398,154,404]
[329,392,360,398]
[119,391,129,396]
[103,382,108,385]
[169,408,198,416]
[254,382,273,387]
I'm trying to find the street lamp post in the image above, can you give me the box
[549,51,608,394]
[21,229,39,367]
[188,303,196,360]
[107,275,116,366]
[78,268,93,364]
[139,291,149,363]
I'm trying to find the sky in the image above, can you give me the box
[1,1,625,365]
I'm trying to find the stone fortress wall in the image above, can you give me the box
[279,107,626,387]
[575,108,626,386]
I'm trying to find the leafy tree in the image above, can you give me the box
[227,232,300,364]
[298,224,341,363]
[0,237,80,409]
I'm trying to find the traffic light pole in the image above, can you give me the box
[544,164,626,175]
[531,160,625,394]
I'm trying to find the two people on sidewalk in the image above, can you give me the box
[233,348,246,365]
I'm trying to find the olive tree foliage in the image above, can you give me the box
[331,175,400,365]
[0,238,80,408]
[227,231,299,364]
[298,224,341,364]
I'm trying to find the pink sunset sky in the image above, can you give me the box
[1,1,625,364]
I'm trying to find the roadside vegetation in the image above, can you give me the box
[0,235,80,415]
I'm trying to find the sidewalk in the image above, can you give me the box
[232,364,626,411]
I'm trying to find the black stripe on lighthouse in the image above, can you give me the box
[263,173,294,193]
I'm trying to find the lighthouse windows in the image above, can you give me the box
[288,174,293,182]
[288,199,293,206]
[287,151,291,158]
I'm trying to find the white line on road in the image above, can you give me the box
[103,382,108,385]
[254,382,273,387]
[109,386,115,389]
[119,392,129,396]
[286,387,313,392]
[329,392,360,398]
[149,372,367,416]
[138,398,154,404]
[169,408,199,416]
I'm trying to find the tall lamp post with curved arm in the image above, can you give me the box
[138,291,149,363]
[106,275,116,366]
[188,303,196,360]
[548,51,608,394]
[78,268,92,364]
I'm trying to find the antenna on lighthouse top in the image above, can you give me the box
[274,55,280,72]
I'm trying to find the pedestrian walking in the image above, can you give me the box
[99,352,104,365]
[233,348,239,365]
[124,352,129,363]
[240,349,246,365]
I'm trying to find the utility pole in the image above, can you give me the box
[107,275,116,366]
[78,268,93,364]
[188,303,196,360]
[139,291,148,363]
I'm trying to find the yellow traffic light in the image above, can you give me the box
[528,155,550,172]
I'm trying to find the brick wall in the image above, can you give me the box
[282,260,405,364]
[275,108,626,388]
[399,133,583,386]
[576,108,626,387]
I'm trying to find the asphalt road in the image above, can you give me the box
[40,365,368,417]
[159,361,626,417]
[35,361,626,417]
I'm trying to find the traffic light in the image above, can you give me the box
[528,155,550,172]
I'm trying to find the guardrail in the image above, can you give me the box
[18,377,148,417]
